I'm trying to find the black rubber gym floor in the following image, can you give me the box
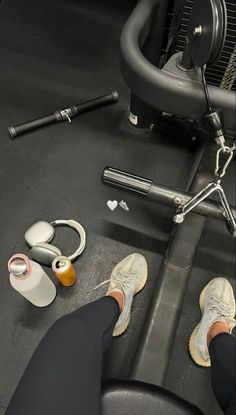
[0,1,235,414]
[164,217,236,415]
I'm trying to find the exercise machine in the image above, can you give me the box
[102,0,236,238]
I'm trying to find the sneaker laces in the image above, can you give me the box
[94,263,138,291]
[94,279,111,290]
[111,270,138,292]
[208,296,233,319]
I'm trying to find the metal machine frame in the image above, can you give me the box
[120,0,235,135]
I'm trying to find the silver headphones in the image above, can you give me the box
[25,219,86,266]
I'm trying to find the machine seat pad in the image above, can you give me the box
[102,379,204,415]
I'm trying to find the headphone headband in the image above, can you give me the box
[50,219,86,261]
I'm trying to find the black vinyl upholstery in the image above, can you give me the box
[102,380,205,415]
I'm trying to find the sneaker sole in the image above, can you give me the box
[112,262,148,337]
[189,280,213,367]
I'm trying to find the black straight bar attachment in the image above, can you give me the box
[8,91,119,138]
[102,167,236,221]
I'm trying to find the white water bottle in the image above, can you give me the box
[8,254,56,307]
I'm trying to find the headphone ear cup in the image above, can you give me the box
[31,243,62,266]
[25,221,55,247]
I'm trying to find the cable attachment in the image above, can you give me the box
[200,68,227,151]
[173,179,236,237]
[59,108,73,123]
[214,146,234,178]
[173,180,220,225]
[174,140,236,236]
[201,108,226,151]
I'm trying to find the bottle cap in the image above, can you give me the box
[8,254,31,278]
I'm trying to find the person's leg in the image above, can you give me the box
[189,278,236,415]
[209,331,236,415]
[5,296,120,415]
[5,253,148,415]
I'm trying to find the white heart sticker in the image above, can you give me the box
[107,200,118,211]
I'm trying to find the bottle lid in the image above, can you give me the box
[8,254,30,278]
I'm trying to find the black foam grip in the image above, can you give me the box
[9,114,57,138]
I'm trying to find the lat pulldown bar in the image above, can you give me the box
[102,167,236,221]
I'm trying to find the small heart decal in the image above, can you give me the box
[107,200,118,211]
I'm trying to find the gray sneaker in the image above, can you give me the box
[107,253,148,337]
[189,277,236,367]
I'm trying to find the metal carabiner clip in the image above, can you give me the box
[214,147,234,178]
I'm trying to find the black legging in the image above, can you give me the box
[209,333,236,415]
[5,297,236,415]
